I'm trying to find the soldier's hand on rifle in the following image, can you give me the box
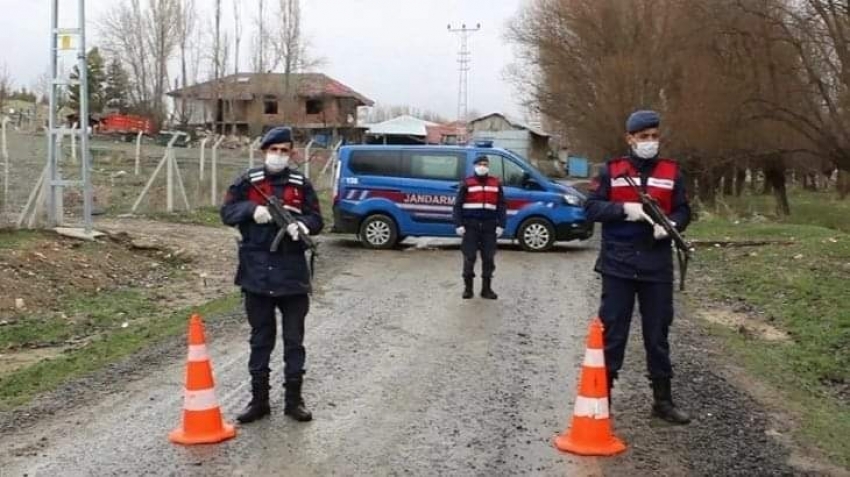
[286,221,310,241]
[496,226,504,237]
[623,202,655,224]
[456,226,466,236]
[253,205,273,224]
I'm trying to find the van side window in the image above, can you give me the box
[481,154,527,188]
[503,159,527,188]
[350,150,403,176]
[403,151,465,181]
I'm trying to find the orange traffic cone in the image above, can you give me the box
[554,318,626,456]
[169,314,236,445]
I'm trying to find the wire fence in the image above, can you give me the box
[0,124,339,229]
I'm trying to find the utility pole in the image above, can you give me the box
[448,22,480,143]
[46,0,93,233]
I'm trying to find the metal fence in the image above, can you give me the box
[0,123,340,229]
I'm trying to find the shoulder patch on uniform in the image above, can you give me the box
[249,170,265,183]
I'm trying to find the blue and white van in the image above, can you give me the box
[331,142,593,251]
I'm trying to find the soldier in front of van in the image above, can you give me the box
[221,126,323,424]
[452,155,507,299]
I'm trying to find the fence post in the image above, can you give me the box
[131,133,181,214]
[135,131,143,175]
[166,140,174,213]
[304,140,315,179]
[248,136,261,168]
[70,122,78,165]
[2,116,10,215]
[211,135,225,206]
[199,136,210,182]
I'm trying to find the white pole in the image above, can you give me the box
[249,136,261,168]
[304,139,314,179]
[199,136,210,182]
[211,135,225,206]
[2,117,10,215]
[70,121,78,165]
[166,142,174,213]
[135,131,143,175]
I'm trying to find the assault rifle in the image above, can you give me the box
[244,177,317,253]
[617,174,693,291]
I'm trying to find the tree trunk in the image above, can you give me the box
[735,167,747,196]
[696,169,717,207]
[838,169,850,200]
[765,166,790,216]
[722,167,734,196]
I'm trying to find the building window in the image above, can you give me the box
[264,96,278,115]
[306,99,323,115]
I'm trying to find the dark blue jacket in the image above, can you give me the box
[585,156,691,283]
[220,167,324,296]
[452,175,508,228]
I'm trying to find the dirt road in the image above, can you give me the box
[0,238,604,476]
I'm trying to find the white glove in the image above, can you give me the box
[653,221,676,240]
[286,221,309,241]
[456,226,466,236]
[253,205,272,224]
[496,227,504,237]
[623,202,655,224]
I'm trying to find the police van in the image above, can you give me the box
[331,142,593,251]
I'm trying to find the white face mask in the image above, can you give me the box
[265,153,290,172]
[474,165,489,176]
[632,141,659,159]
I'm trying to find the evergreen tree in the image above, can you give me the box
[104,58,131,113]
[69,47,106,113]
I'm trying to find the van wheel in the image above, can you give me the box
[359,214,398,250]
[518,218,555,252]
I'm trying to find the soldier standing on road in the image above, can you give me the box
[585,110,692,425]
[221,126,323,424]
[453,155,507,300]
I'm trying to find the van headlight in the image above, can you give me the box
[563,194,583,206]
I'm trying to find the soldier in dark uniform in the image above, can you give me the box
[221,126,323,424]
[585,110,692,424]
[452,155,507,300]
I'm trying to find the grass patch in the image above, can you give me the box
[689,217,850,467]
[0,293,240,410]
[0,230,41,249]
[142,206,225,227]
[0,290,157,350]
[707,190,850,233]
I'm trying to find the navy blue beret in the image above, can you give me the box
[474,155,490,164]
[260,127,293,150]
[626,110,660,133]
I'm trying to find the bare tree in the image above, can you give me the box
[252,0,273,73]
[176,0,197,126]
[100,0,182,126]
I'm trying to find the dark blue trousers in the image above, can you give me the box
[598,275,674,380]
[461,218,498,279]
[244,292,309,382]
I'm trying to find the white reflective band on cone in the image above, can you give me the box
[187,344,209,362]
[183,388,220,412]
[582,348,605,368]
[573,395,610,419]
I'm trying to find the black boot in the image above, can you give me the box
[481,278,498,300]
[237,377,271,424]
[462,278,474,299]
[284,380,313,422]
[651,377,691,425]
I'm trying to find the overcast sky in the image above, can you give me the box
[0,0,527,120]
